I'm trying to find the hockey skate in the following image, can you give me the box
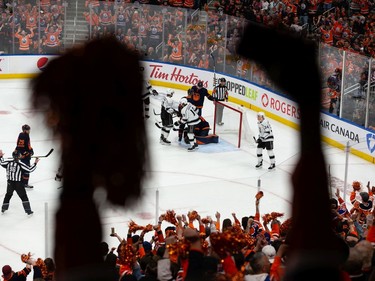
[268,164,276,170]
[188,143,198,152]
[26,210,34,215]
[24,184,34,189]
[160,136,171,145]
[255,161,263,168]
[218,122,224,126]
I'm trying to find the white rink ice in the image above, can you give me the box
[0,79,374,276]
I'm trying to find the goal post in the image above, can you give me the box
[213,101,256,148]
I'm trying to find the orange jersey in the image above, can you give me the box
[320,27,334,45]
[44,30,61,47]
[168,40,183,61]
[184,0,194,8]
[26,13,38,29]
[15,30,34,51]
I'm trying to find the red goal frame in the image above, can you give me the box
[213,101,243,148]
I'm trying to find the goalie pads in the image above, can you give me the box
[196,134,219,145]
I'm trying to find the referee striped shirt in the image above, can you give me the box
[212,85,228,101]
[0,158,37,181]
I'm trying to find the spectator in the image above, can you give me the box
[31,36,147,280]
[1,264,31,281]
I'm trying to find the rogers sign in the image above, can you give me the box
[261,93,300,119]
[149,64,208,88]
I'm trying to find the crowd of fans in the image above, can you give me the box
[3,183,375,281]
[0,0,65,54]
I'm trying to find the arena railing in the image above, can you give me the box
[1,0,374,130]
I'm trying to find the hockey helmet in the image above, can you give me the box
[22,124,30,131]
[219,77,226,83]
[360,192,369,202]
[257,112,265,118]
[12,150,21,161]
[166,89,175,97]
[179,98,188,107]
[197,81,204,88]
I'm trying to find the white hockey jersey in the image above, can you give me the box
[161,96,179,114]
[258,119,274,142]
[180,103,201,126]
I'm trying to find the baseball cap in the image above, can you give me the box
[262,245,276,263]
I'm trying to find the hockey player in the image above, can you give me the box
[255,112,276,170]
[142,80,158,119]
[15,124,34,188]
[160,89,179,145]
[190,81,213,116]
[178,98,201,152]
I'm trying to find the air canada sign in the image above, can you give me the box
[261,93,300,119]
[320,119,360,143]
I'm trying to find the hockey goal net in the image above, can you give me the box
[213,101,256,149]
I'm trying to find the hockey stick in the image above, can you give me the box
[31,148,54,158]
[210,52,216,87]
[5,148,54,160]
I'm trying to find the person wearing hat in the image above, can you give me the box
[350,183,373,226]
[255,112,276,170]
[2,264,31,281]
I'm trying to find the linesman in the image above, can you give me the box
[0,150,40,215]
[211,78,228,125]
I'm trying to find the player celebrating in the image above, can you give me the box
[255,112,276,170]
[178,98,201,152]
[160,89,178,145]
[191,80,213,116]
[15,124,34,188]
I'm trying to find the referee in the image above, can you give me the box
[0,150,39,215]
[211,77,229,125]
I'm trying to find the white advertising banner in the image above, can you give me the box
[0,55,55,77]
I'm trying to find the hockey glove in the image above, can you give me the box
[257,138,261,144]
[167,108,175,114]
[152,89,158,96]
[22,151,30,158]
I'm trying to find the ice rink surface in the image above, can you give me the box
[0,79,374,274]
